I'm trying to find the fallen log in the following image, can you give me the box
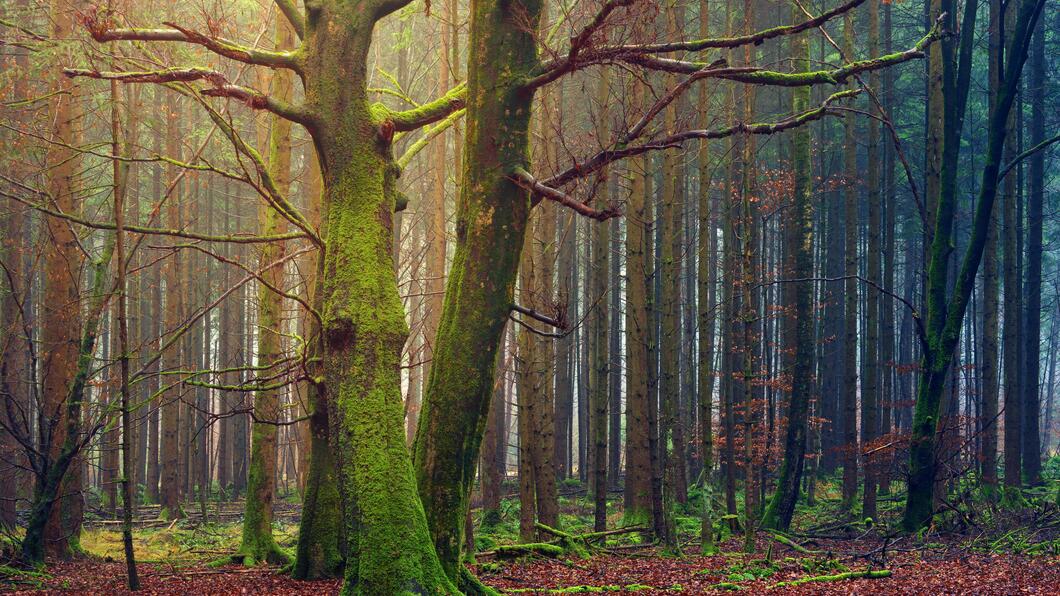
[773,569,891,587]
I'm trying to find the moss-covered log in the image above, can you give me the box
[493,543,567,559]
[773,569,891,587]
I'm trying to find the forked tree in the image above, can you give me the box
[68,0,465,592]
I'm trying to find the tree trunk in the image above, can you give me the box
[623,79,653,528]
[159,87,183,521]
[412,0,540,583]
[840,10,859,510]
[903,0,1042,530]
[239,13,294,565]
[1020,9,1044,486]
[39,0,86,557]
[588,66,611,534]
[981,0,1003,492]
[762,0,812,531]
[695,0,717,551]
[862,0,881,522]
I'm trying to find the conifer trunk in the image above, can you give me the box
[762,0,813,531]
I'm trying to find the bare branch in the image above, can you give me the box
[626,17,939,82]
[546,90,859,188]
[613,0,865,54]
[511,304,567,330]
[0,187,305,244]
[527,0,867,89]
[62,67,313,126]
[79,12,300,71]
[510,167,620,221]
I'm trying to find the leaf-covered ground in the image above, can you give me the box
[479,536,1060,594]
[3,536,1057,594]
[4,476,1058,593]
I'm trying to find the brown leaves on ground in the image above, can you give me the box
[481,535,1060,594]
[3,561,340,595]
[3,537,1058,594]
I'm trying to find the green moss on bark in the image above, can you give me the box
[412,0,542,582]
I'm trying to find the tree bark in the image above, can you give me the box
[40,0,86,556]
[762,0,813,531]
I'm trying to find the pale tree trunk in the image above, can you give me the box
[841,9,859,510]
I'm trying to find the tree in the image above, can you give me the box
[1020,8,1045,487]
[902,0,1045,531]
[237,12,295,567]
[761,0,815,532]
[38,0,86,558]
[70,0,466,590]
[414,0,941,580]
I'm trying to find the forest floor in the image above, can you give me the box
[2,478,1058,594]
[2,536,1057,594]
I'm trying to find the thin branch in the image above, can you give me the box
[273,0,305,40]
[546,89,859,188]
[0,187,304,244]
[526,0,867,88]
[511,304,567,330]
[999,130,1060,182]
[62,67,313,126]
[397,108,466,169]
[79,12,300,71]
[524,0,637,90]
[509,167,620,221]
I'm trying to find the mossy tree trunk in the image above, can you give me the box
[294,154,344,579]
[412,0,539,582]
[903,0,1043,531]
[239,13,295,567]
[23,246,114,565]
[72,0,464,590]
[304,6,456,593]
